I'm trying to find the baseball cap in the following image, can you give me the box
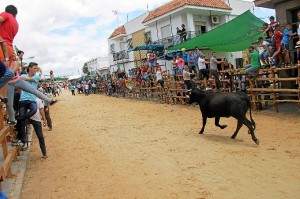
[181,48,186,51]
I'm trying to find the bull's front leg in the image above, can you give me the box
[215,117,227,129]
[200,116,207,134]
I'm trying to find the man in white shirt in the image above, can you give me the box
[182,65,192,89]
[30,97,48,159]
[198,54,211,90]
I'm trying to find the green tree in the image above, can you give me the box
[82,62,89,74]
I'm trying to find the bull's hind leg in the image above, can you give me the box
[231,120,243,139]
[241,118,259,145]
[200,116,207,134]
[215,117,227,129]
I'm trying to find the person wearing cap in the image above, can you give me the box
[182,48,188,65]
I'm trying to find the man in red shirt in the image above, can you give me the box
[0,5,19,64]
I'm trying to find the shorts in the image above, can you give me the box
[149,62,155,67]
[259,51,268,59]
[275,43,281,51]
[199,69,210,80]
[281,44,289,52]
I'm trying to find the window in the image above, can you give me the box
[161,25,171,39]
[110,44,115,53]
[195,21,206,36]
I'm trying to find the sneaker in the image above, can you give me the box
[6,120,17,126]
[16,140,25,147]
[269,57,275,64]
[42,155,48,159]
[271,66,276,69]
[50,99,58,106]
[205,87,212,91]
[0,97,8,103]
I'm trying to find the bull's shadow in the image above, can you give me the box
[197,132,258,147]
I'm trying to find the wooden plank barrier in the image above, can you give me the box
[96,64,300,112]
[0,103,19,191]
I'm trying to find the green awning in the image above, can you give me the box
[168,10,264,52]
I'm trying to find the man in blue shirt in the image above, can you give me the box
[16,62,56,146]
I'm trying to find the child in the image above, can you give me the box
[269,24,283,68]
[280,23,297,67]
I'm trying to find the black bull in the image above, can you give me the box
[186,89,259,145]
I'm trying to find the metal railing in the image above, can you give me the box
[150,31,205,49]
[113,50,129,61]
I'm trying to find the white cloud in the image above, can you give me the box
[1,0,274,76]
[0,0,169,76]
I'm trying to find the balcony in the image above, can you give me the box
[150,31,204,49]
[113,50,129,62]
[254,0,286,9]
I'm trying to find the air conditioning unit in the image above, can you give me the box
[120,36,127,42]
[211,16,220,24]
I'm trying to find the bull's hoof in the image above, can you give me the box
[254,139,260,145]
[220,125,227,129]
[199,131,204,134]
[230,135,236,139]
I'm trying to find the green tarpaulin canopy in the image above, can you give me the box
[168,10,264,52]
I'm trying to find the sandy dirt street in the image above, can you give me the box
[21,90,300,199]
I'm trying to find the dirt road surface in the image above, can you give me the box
[21,91,300,199]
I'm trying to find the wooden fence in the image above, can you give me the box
[97,64,300,112]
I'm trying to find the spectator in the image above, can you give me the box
[295,41,300,65]
[193,47,202,70]
[210,52,223,89]
[29,95,48,159]
[176,55,184,74]
[198,53,211,90]
[182,65,192,89]
[182,48,188,65]
[171,57,178,81]
[269,16,279,32]
[175,27,182,45]
[6,62,57,125]
[297,11,300,41]
[148,52,156,72]
[156,67,164,88]
[257,37,270,67]
[39,87,52,131]
[280,23,297,67]
[70,84,75,95]
[258,23,271,40]
[245,45,261,79]
[269,24,283,67]
[0,37,14,90]
[187,50,197,73]
[181,24,187,42]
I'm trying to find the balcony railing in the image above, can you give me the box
[150,31,204,49]
[113,50,129,61]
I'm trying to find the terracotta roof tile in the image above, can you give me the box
[109,25,126,39]
[143,0,232,23]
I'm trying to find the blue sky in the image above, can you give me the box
[0,0,275,76]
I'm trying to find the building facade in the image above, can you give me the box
[108,0,255,73]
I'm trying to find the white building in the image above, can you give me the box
[108,0,254,72]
